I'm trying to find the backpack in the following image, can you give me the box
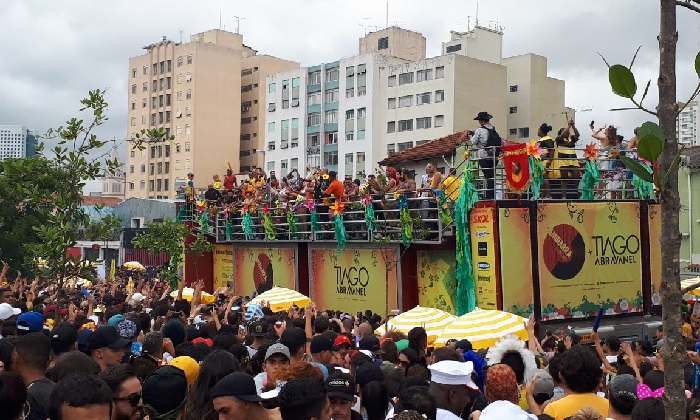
[485,127,502,157]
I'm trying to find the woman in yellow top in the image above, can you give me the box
[441,168,463,202]
[212,174,223,190]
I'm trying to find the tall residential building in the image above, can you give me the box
[678,101,699,146]
[125,29,299,199]
[0,125,37,160]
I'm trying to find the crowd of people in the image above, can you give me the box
[0,260,697,420]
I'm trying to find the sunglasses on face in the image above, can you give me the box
[114,392,142,407]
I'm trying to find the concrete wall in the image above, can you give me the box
[679,168,700,264]
[112,198,179,227]
[359,26,426,62]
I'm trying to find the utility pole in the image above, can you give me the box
[233,16,245,34]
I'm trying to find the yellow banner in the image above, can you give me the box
[233,247,296,297]
[417,250,457,314]
[470,207,498,310]
[213,245,234,291]
[648,204,661,306]
[499,208,534,317]
[537,202,643,320]
[310,248,398,316]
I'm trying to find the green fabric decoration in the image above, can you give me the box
[334,214,346,253]
[225,219,232,240]
[529,155,545,200]
[242,212,254,240]
[434,190,454,226]
[199,211,209,233]
[311,210,321,232]
[364,204,376,233]
[263,213,276,240]
[400,207,413,248]
[455,167,479,315]
[578,159,600,200]
[632,163,655,199]
[176,205,188,222]
[286,210,299,239]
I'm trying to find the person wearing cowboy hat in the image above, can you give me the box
[470,111,501,200]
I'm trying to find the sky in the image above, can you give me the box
[1,0,699,191]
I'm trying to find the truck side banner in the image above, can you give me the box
[233,247,296,296]
[470,207,499,310]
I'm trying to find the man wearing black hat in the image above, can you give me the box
[326,373,362,420]
[247,320,269,357]
[280,327,308,362]
[49,323,78,366]
[310,336,333,379]
[142,365,188,420]
[470,111,501,199]
[89,326,131,371]
[211,372,268,420]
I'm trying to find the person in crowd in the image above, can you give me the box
[361,380,389,420]
[0,302,20,337]
[16,311,44,335]
[186,172,196,202]
[343,176,360,200]
[49,372,112,420]
[224,168,237,190]
[310,336,333,378]
[441,168,462,202]
[654,326,664,350]
[142,365,189,420]
[407,327,428,366]
[0,372,27,420]
[213,174,223,190]
[89,326,130,372]
[537,123,558,199]
[324,171,345,200]
[277,377,332,420]
[394,385,437,420]
[49,323,79,367]
[606,374,638,420]
[183,350,240,420]
[98,364,143,420]
[326,372,362,420]
[204,183,222,205]
[281,327,309,362]
[256,343,291,394]
[13,332,54,420]
[396,169,417,198]
[428,360,476,420]
[247,319,269,357]
[630,397,664,420]
[470,111,500,200]
[169,355,200,387]
[50,351,99,383]
[590,123,618,195]
[211,371,269,420]
[555,120,581,199]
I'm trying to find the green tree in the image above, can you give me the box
[131,218,188,289]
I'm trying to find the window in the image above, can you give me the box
[129,165,134,173]
[187,55,192,64]
[157,162,163,174]
[325,132,338,144]
[176,91,182,101]
[152,63,158,74]
[159,61,165,74]
[307,92,321,106]
[308,71,321,85]
[509,128,518,136]
[152,97,158,108]
[166,111,171,123]
[417,117,432,129]
[186,89,191,100]
[143,66,148,75]
[241,85,252,92]
[142,115,146,124]
[186,107,191,117]
[152,80,157,92]
[176,143,181,152]
[177,74,182,84]
[184,141,191,152]
[346,88,354,98]
[388,98,396,109]
[417,92,431,105]
[140,180,145,190]
[324,110,338,124]
[269,83,276,93]
[398,141,413,151]
[435,115,444,127]
[346,132,354,141]
[399,95,413,108]
[446,44,462,53]
[177,56,183,67]
[130,150,136,158]
[185,125,191,135]
[167,60,172,72]
[142,82,148,92]
[185,159,191,169]
[166,94,171,106]
[399,72,414,85]
[241,117,252,124]
[377,36,389,49]
[175,159,181,170]
[358,86,366,96]
[509,106,518,114]
[346,110,354,120]
[131,84,137,94]
[357,152,365,163]
[436,66,445,78]
[164,179,169,191]
[140,164,146,173]
[186,73,191,82]
[307,113,322,126]
[159,95,164,107]
[345,153,354,176]
[149,180,154,191]
[417,69,433,82]
[398,119,413,132]
[325,68,339,82]
[308,133,320,146]
[387,121,396,133]
[241,134,252,141]
[387,144,396,154]
[435,90,445,102]
[324,151,338,166]
[268,103,276,112]
[325,89,339,103]
[388,76,397,88]
[519,127,530,138]
[510,85,518,92]
[176,125,182,135]
[357,108,366,118]
[241,68,253,76]
[268,122,276,132]
[130,117,136,126]
[129,182,134,191]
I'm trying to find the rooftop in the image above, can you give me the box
[379,131,470,166]
[682,146,700,173]
[80,195,123,207]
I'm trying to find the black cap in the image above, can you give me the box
[359,336,380,352]
[50,323,78,354]
[102,294,116,306]
[326,373,355,401]
[455,339,473,352]
[210,372,262,402]
[474,111,493,121]
[355,362,384,388]
[280,327,307,351]
[88,326,131,350]
[143,366,188,415]
[310,336,334,354]
[249,320,269,337]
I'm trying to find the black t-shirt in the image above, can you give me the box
[25,378,54,420]
[350,410,363,420]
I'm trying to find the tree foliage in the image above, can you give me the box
[131,218,188,288]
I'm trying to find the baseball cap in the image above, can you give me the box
[265,343,291,361]
[143,366,188,416]
[359,336,380,352]
[192,337,213,347]
[280,327,307,351]
[50,324,79,354]
[42,305,68,317]
[116,319,139,341]
[107,314,125,328]
[17,311,44,334]
[334,335,352,348]
[130,293,146,303]
[428,360,477,389]
[326,373,355,401]
[169,356,200,386]
[249,320,269,337]
[0,303,20,321]
[102,294,117,306]
[310,336,334,354]
[610,374,639,402]
[529,369,554,397]
[355,362,384,388]
[211,372,262,402]
[88,326,131,350]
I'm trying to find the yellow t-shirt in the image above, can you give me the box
[543,393,609,420]
[683,322,693,338]
[441,175,463,202]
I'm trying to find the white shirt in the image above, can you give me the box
[436,408,463,420]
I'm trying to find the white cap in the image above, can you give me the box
[130,293,146,303]
[428,360,477,388]
[0,303,20,321]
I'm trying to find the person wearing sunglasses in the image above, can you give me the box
[99,364,143,420]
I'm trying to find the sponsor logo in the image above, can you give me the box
[471,213,490,223]
[477,242,488,257]
[542,224,586,280]
[475,231,490,238]
[477,262,490,270]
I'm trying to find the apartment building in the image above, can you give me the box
[678,101,699,146]
[125,29,299,199]
[0,125,37,160]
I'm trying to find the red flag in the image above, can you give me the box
[502,143,530,193]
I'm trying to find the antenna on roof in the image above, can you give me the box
[386,1,389,28]
[476,1,480,26]
[233,16,245,34]
[179,30,183,44]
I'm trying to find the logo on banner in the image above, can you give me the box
[335,266,369,296]
[542,224,586,280]
[478,242,488,257]
[501,143,531,193]
[477,262,490,270]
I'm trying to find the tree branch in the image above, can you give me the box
[677,83,700,116]
[681,280,700,295]
[677,0,700,13]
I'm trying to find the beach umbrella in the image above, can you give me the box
[171,288,216,305]
[681,277,700,297]
[433,308,528,349]
[375,306,456,346]
[64,276,93,289]
[124,261,147,271]
[248,287,311,312]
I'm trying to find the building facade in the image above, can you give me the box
[0,125,37,160]
[125,29,299,199]
[678,101,699,146]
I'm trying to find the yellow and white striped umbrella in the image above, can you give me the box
[124,261,147,271]
[375,306,456,346]
[171,288,216,305]
[248,287,311,312]
[682,278,700,297]
[434,308,528,349]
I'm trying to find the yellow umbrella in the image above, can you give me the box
[375,306,456,346]
[64,276,93,289]
[433,308,529,349]
[124,261,147,271]
[248,287,311,312]
[171,288,216,305]
[682,278,700,297]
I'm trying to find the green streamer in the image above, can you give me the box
[286,210,299,239]
[529,155,545,200]
[435,191,454,226]
[400,207,413,248]
[334,214,347,253]
[364,204,376,233]
[176,205,188,222]
[225,219,232,240]
[242,212,254,240]
[578,159,600,200]
[311,210,321,232]
[199,211,209,233]
[263,213,276,240]
[632,163,655,199]
[455,167,479,315]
